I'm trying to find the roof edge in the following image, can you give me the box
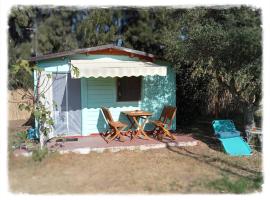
[29,44,155,62]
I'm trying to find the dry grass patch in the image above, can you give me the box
[8,119,262,194]
[9,142,262,194]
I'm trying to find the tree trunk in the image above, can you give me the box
[244,104,256,129]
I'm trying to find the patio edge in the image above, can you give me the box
[13,140,198,157]
[58,140,198,155]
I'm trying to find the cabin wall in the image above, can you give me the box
[81,77,140,135]
[141,64,176,130]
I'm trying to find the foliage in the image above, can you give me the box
[34,103,54,137]
[8,6,36,90]
[11,59,81,148]
[10,60,55,147]
[10,130,39,152]
[161,7,262,125]
[175,65,210,124]
[36,8,79,54]
[11,131,28,149]
[122,8,169,55]
[9,59,34,90]
[70,64,80,78]
[32,147,48,162]
[8,6,35,44]
[76,9,117,47]
[8,6,84,89]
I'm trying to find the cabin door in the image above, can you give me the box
[52,73,81,136]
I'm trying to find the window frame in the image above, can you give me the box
[116,76,142,102]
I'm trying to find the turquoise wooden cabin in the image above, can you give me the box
[30,44,176,139]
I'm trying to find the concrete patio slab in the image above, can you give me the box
[48,134,198,154]
[13,133,198,156]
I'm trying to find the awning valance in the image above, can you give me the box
[70,58,167,78]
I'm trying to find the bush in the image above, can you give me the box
[12,131,28,149]
[32,148,48,162]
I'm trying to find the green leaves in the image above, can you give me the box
[76,9,117,47]
[162,6,262,116]
[11,59,32,75]
[9,59,34,90]
[37,13,78,54]
[34,102,54,137]
[18,103,31,112]
[18,103,26,111]
[33,109,41,118]
[11,58,55,143]
[70,64,80,78]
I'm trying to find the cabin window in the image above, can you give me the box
[117,77,142,102]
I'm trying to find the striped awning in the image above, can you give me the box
[70,58,167,78]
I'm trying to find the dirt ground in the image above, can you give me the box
[8,120,262,194]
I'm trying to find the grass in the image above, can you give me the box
[9,144,263,194]
[31,148,49,162]
[207,174,263,193]
[8,120,263,194]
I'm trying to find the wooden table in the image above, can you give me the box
[122,110,153,140]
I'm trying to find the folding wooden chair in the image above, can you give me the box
[150,105,177,141]
[101,107,128,143]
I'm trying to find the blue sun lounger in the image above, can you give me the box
[212,120,252,156]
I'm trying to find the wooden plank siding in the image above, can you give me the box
[81,77,140,135]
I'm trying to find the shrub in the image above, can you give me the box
[12,131,28,149]
[32,148,48,162]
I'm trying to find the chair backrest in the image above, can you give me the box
[159,105,177,129]
[212,120,237,135]
[101,107,114,124]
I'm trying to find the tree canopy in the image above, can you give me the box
[161,7,261,125]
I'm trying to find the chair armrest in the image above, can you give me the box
[148,120,166,127]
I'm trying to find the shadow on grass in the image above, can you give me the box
[168,144,259,177]
[175,119,262,175]
[162,141,263,193]
[178,119,223,152]
[157,118,263,193]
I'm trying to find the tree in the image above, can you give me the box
[8,6,35,45]
[8,6,83,89]
[10,60,53,148]
[161,6,262,127]
[76,9,118,47]
[8,6,36,89]
[36,7,80,54]
[122,8,178,56]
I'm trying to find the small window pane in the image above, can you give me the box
[117,77,141,101]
